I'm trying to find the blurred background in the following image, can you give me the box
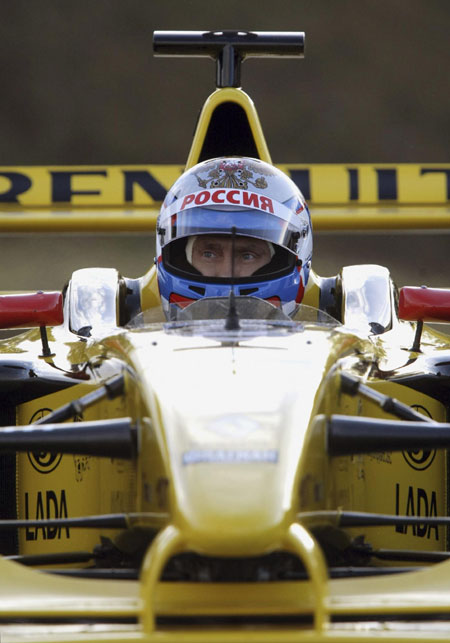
[0,0,449,291]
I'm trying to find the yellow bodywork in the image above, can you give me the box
[16,382,136,558]
[1,49,450,643]
[2,313,449,642]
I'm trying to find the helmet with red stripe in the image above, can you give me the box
[156,157,312,318]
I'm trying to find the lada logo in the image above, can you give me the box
[28,451,63,474]
[27,408,62,474]
[402,450,436,471]
[402,405,436,471]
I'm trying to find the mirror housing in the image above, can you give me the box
[399,287,450,323]
[0,291,63,329]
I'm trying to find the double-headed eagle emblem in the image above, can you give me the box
[196,160,273,190]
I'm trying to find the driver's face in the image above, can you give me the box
[191,235,272,278]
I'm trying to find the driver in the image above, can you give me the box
[155,157,312,318]
[187,234,274,278]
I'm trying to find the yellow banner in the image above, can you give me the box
[0,164,449,207]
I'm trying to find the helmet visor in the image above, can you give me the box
[158,188,309,253]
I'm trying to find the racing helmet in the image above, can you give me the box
[156,157,312,317]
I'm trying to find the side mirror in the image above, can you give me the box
[0,291,63,329]
[399,286,450,353]
[399,287,450,323]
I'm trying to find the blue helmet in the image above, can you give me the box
[156,157,312,318]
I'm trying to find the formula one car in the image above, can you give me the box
[1,30,450,642]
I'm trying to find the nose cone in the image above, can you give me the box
[141,330,336,556]
[175,439,289,555]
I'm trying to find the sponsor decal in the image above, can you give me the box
[205,414,263,439]
[24,489,70,541]
[395,483,438,540]
[402,450,436,471]
[402,405,436,470]
[368,452,392,464]
[143,481,152,504]
[0,165,447,208]
[286,165,450,204]
[74,454,91,482]
[27,408,63,474]
[0,167,171,205]
[156,477,169,509]
[183,449,278,465]
[28,451,63,474]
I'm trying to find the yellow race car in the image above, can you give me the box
[1,30,450,642]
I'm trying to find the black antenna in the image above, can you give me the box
[225,227,241,331]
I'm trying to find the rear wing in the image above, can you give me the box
[1,30,448,232]
[1,163,448,232]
